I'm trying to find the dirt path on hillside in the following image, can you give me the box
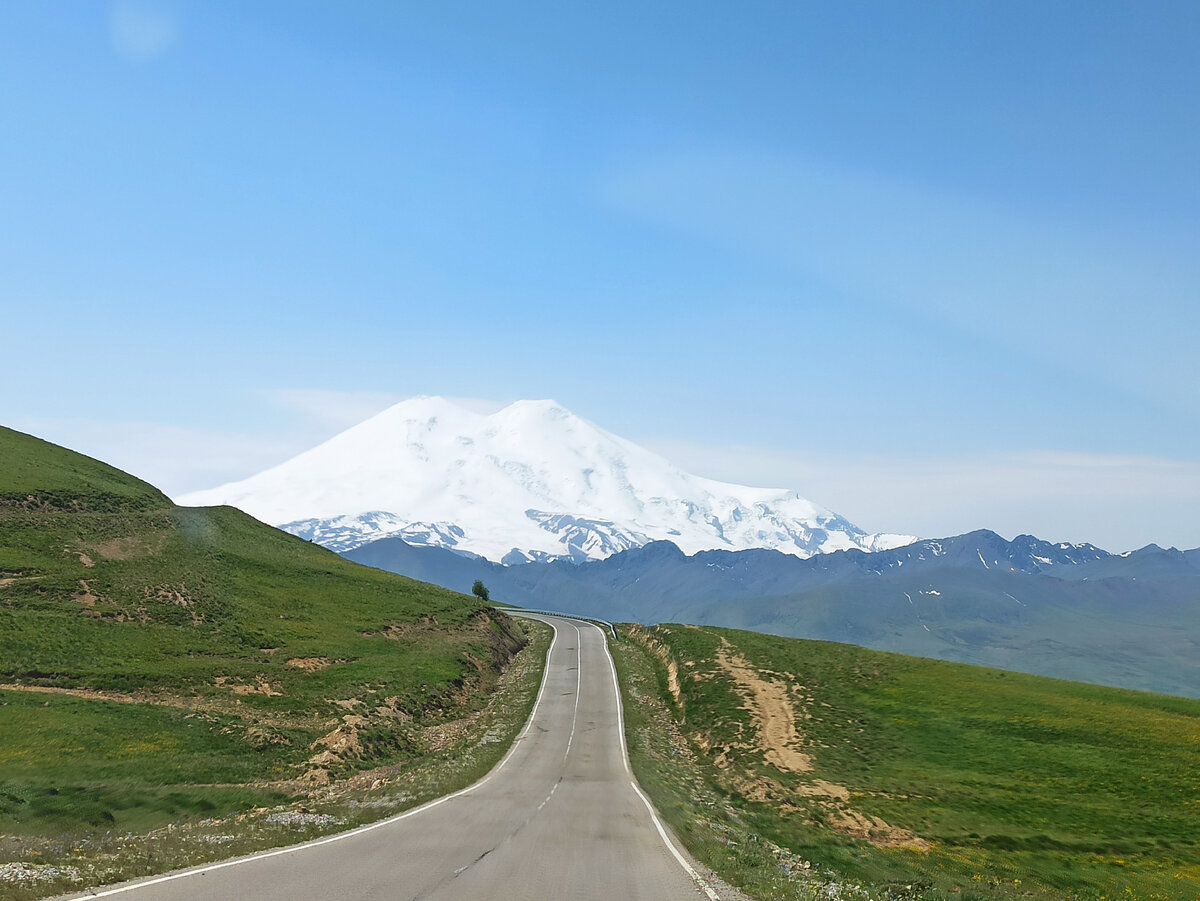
[0,683,322,732]
[708,635,930,852]
[0,683,143,703]
[714,638,813,773]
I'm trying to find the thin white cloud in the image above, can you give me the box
[261,389,406,431]
[10,418,305,500]
[605,148,1200,417]
[16,394,515,497]
[442,396,510,415]
[260,390,509,427]
[643,438,1200,553]
[109,0,178,62]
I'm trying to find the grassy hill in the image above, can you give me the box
[614,624,1200,901]
[0,426,537,895]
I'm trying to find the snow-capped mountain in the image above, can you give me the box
[178,397,915,562]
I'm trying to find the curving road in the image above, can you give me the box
[63,615,717,900]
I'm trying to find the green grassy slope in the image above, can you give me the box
[615,624,1200,901]
[0,425,526,841]
[0,428,169,513]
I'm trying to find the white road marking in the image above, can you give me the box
[593,623,722,901]
[71,617,563,899]
[536,780,560,812]
[562,621,583,761]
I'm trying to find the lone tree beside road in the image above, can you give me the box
[471,580,490,601]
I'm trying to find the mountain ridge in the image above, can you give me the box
[345,528,1200,697]
[180,396,915,563]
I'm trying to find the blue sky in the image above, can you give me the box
[2,1,1198,551]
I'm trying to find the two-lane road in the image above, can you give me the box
[66,616,716,900]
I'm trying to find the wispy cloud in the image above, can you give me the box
[11,394,516,499]
[261,389,406,430]
[109,0,179,62]
[443,396,510,415]
[11,418,304,500]
[605,149,1200,417]
[260,390,509,427]
[644,438,1200,553]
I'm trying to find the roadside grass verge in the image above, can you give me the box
[0,621,551,900]
[613,624,1200,901]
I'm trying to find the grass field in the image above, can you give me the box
[0,425,543,898]
[613,624,1200,901]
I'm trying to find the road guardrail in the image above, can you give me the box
[498,606,619,641]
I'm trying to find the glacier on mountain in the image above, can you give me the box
[178,396,916,562]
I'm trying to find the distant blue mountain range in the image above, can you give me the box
[345,530,1200,698]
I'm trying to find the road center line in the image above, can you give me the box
[562,620,583,762]
[536,778,561,812]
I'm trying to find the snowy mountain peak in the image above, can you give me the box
[178,397,916,563]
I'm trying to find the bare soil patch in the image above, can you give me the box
[91,535,162,560]
[422,705,486,752]
[683,633,930,852]
[75,579,100,607]
[714,637,813,773]
[628,625,683,706]
[214,675,283,697]
[308,717,364,767]
[286,657,333,672]
[145,585,202,624]
[0,684,317,731]
[0,684,141,704]
[369,616,443,641]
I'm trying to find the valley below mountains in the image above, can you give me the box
[347,529,1200,699]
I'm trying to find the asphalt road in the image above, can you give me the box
[64,615,717,900]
